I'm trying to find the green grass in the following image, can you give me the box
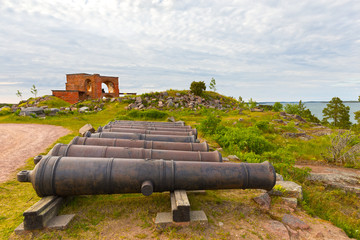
[0,93,359,239]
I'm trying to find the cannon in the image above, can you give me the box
[70,136,208,152]
[110,120,185,126]
[18,156,276,197]
[106,122,192,130]
[102,125,198,137]
[97,127,194,137]
[46,143,221,162]
[85,131,198,143]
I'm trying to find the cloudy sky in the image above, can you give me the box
[0,0,359,103]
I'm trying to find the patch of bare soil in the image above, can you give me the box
[0,123,70,183]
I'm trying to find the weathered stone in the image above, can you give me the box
[167,116,175,122]
[295,115,307,122]
[283,132,313,140]
[273,119,284,124]
[282,214,310,230]
[276,173,284,181]
[227,155,240,161]
[262,220,290,240]
[79,106,90,113]
[307,172,360,196]
[19,107,45,117]
[135,96,142,103]
[253,192,271,211]
[176,92,181,96]
[79,124,95,136]
[158,101,164,107]
[250,108,264,112]
[47,108,60,116]
[275,181,303,200]
[282,197,298,209]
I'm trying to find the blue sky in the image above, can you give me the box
[0,0,359,103]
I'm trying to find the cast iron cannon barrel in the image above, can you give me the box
[97,127,194,137]
[85,131,197,143]
[107,122,192,129]
[103,125,197,136]
[47,143,221,162]
[111,120,185,126]
[70,136,208,152]
[18,156,276,197]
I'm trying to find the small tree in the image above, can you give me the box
[16,90,22,100]
[248,98,257,109]
[30,85,38,98]
[273,102,283,112]
[322,97,351,129]
[209,78,217,92]
[190,81,206,96]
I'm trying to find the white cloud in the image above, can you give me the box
[0,0,359,102]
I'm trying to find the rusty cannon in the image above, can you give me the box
[45,143,221,162]
[18,157,276,197]
[97,126,194,137]
[70,136,208,152]
[102,125,198,137]
[85,131,198,143]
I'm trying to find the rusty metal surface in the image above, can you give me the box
[70,137,208,151]
[98,127,194,137]
[86,131,196,143]
[48,144,221,162]
[19,157,276,197]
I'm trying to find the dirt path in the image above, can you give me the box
[0,123,70,183]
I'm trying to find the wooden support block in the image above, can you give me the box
[171,190,190,222]
[22,196,64,230]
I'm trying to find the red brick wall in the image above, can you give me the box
[52,91,80,104]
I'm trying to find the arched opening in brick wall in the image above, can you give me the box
[85,79,92,93]
[101,82,115,93]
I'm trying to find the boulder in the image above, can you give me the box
[79,124,95,136]
[282,214,309,230]
[79,106,90,113]
[275,181,303,200]
[262,220,290,240]
[19,107,45,117]
[253,192,271,211]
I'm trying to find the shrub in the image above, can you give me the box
[127,109,167,120]
[198,114,221,136]
[190,81,206,96]
[273,102,283,112]
[0,107,11,116]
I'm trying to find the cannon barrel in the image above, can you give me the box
[18,156,276,197]
[110,120,185,126]
[107,122,192,129]
[70,136,208,152]
[97,127,194,137]
[47,143,221,162]
[103,125,197,137]
[85,131,197,143]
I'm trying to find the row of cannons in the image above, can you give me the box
[17,120,276,231]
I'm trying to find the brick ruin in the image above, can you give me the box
[52,73,119,104]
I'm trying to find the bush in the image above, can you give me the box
[273,102,283,112]
[127,109,167,120]
[198,114,221,136]
[0,107,11,116]
[190,81,206,96]
[215,126,274,154]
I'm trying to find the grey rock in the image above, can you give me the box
[47,108,60,116]
[227,155,240,161]
[294,115,307,122]
[282,214,309,230]
[253,192,271,210]
[79,124,95,136]
[79,106,90,113]
[283,132,313,140]
[276,173,284,181]
[167,116,175,122]
[176,92,181,96]
[262,220,290,240]
[282,197,298,209]
[19,107,45,117]
[275,181,303,200]
[158,101,164,107]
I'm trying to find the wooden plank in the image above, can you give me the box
[23,196,64,230]
[171,190,190,222]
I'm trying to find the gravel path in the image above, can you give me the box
[0,123,70,183]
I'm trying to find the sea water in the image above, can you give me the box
[260,102,360,123]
